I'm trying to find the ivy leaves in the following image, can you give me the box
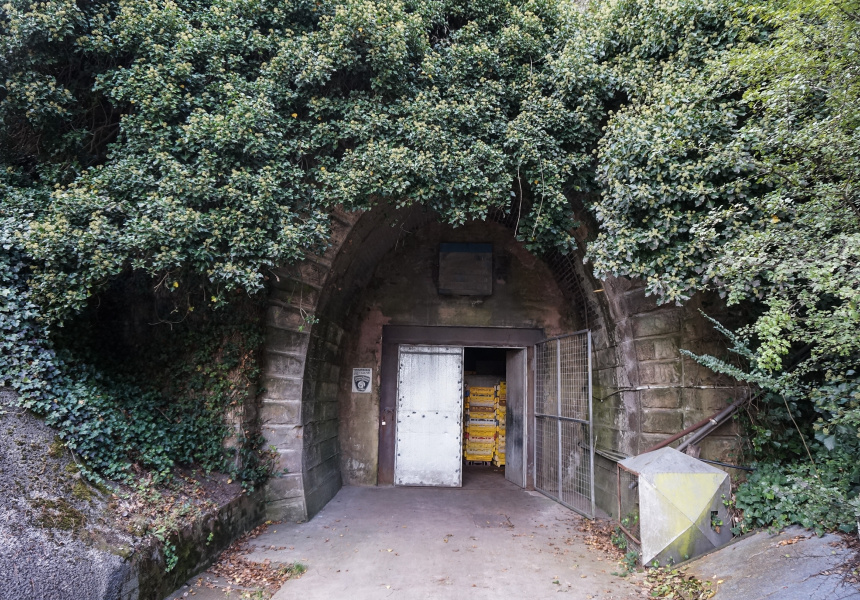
[3,0,860,521]
[0,0,602,486]
[3,0,606,323]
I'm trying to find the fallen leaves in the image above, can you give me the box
[777,535,806,547]
[577,518,625,561]
[642,567,716,600]
[831,532,860,587]
[205,521,305,598]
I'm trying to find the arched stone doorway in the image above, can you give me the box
[259,206,743,522]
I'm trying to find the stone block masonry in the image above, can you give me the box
[260,209,360,522]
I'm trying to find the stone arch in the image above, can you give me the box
[259,206,744,521]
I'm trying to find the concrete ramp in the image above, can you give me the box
[684,525,859,600]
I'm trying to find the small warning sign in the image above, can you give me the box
[352,368,372,393]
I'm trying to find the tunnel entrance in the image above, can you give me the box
[379,326,544,492]
[260,208,742,523]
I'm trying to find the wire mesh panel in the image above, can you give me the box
[534,331,595,518]
[559,334,590,421]
[617,464,642,560]
[535,341,558,416]
[561,420,593,515]
[535,415,559,497]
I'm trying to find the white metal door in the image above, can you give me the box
[505,349,527,488]
[534,331,595,518]
[394,345,464,487]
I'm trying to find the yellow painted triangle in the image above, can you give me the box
[652,472,723,523]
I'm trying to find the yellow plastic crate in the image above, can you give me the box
[469,401,495,409]
[469,386,496,394]
[466,439,494,445]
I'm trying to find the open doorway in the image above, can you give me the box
[462,347,526,488]
[379,326,543,487]
[390,342,529,489]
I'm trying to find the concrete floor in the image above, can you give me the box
[246,466,640,599]
[166,468,860,600]
[161,468,860,600]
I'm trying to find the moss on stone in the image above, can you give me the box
[113,545,134,560]
[71,480,94,502]
[48,436,65,458]
[32,497,87,531]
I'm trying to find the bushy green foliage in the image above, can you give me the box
[2,0,859,530]
[2,0,601,327]
[569,0,859,532]
[1,0,604,486]
[733,452,860,535]
[682,321,860,532]
[3,199,263,483]
[589,0,860,377]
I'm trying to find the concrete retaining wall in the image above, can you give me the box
[0,388,265,600]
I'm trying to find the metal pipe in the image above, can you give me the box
[587,330,595,520]
[648,343,815,454]
[643,396,746,453]
[557,338,563,500]
[697,458,754,472]
[535,412,588,424]
[677,403,739,452]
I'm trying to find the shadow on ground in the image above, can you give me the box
[167,466,642,599]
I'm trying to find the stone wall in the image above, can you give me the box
[330,218,575,487]
[588,276,745,517]
[259,210,360,521]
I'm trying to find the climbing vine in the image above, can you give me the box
[2,0,859,531]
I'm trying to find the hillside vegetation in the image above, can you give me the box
[1,0,858,531]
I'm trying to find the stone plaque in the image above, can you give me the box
[352,368,372,393]
[438,243,493,296]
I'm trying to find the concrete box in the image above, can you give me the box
[618,447,732,566]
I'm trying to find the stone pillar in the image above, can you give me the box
[260,210,359,521]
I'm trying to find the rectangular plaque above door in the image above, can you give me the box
[438,243,492,296]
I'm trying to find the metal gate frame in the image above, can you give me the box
[533,330,595,518]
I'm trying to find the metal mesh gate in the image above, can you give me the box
[534,331,594,518]
[617,464,642,559]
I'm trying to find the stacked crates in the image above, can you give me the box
[494,382,506,466]
[464,386,496,461]
[463,382,508,465]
